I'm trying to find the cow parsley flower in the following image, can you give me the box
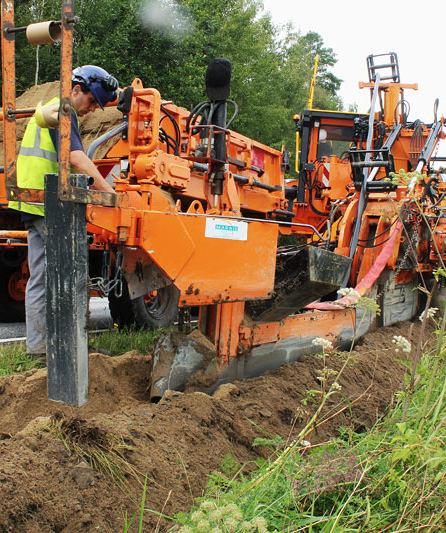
[392,335,411,353]
[337,287,360,299]
[419,307,439,321]
[312,337,333,351]
[196,519,211,532]
[251,516,268,533]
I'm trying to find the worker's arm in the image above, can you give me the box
[70,150,115,194]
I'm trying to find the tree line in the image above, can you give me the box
[11,0,342,163]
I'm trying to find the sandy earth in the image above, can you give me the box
[0,321,419,532]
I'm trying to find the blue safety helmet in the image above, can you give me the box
[72,65,119,109]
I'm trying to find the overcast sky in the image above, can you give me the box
[262,0,443,124]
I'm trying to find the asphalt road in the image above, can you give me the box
[0,297,112,342]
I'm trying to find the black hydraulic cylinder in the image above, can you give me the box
[418,121,442,165]
[211,102,227,196]
[232,173,281,192]
[213,103,227,162]
[45,173,89,406]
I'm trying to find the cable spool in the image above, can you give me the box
[26,21,61,46]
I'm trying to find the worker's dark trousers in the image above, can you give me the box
[25,216,46,355]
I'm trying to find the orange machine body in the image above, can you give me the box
[1,53,445,366]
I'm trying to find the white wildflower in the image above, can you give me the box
[224,516,239,531]
[209,508,225,522]
[392,335,411,353]
[191,511,205,523]
[312,337,333,351]
[337,287,360,299]
[223,503,242,521]
[178,527,193,533]
[419,307,439,321]
[251,516,268,533]
[196,519,211,532]
[200,500,216,512]
[331,381,342,392]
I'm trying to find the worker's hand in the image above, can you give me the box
[70,150,116,194]
[91,176,115,194]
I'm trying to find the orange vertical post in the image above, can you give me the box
[1,0,17,200]
[217,302,245,362]
[202,302,245,362]
[58,0,75,200]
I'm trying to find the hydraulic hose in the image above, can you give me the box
[86,122,127,159]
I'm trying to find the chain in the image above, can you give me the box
[178,306,192,334]
[396,209,421,276]
[89,249,124,297]
[101,248,111,282]
[372,206,421,303]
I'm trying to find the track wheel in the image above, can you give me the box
[133,285,180,328]
[108,279,179,329]
[0,266,26,322]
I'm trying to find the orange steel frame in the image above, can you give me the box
[1,0,116,208]
[0,0,116,304]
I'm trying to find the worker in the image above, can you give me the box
[9,65,118,363]
[317,128,333,160]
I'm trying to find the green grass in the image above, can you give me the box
[175,324,446,532]
[0,342,42,376]
[0,327,166,377]
[89,327,166,356]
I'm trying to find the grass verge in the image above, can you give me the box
[0,342,41,376]
[0,327,166,377]
[175,320,446,532]
[89,327,166,356]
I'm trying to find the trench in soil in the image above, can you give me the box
[0,321,419,532]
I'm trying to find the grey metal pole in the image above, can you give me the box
[349,73,381,260]
[45,173,89,406]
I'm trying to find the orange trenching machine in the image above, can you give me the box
[1,1,446,405]
[82,51,446,402]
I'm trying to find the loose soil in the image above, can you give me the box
[0,321,422,532]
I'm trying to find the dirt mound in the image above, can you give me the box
[0,351,151,435]
[0,81,122,161]
[0,322,419,531]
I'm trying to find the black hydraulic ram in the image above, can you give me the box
[193,163,282,193]
[205,59,232,201]
[408,121,443,191]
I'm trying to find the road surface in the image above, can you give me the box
[0,297,111,342]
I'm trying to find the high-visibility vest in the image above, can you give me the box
[8,96,60,217]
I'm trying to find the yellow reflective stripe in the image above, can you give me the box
[18,126,57,161]
[19,147,57,161]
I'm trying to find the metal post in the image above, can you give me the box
[45,173,89,406]
[1,0,18,197]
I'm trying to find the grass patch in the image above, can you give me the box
[48,413,141,491]
[0,328,167,376]
[176,325,446,532]
[89,327,166,356]
[0,342,42,376]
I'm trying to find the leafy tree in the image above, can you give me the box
[7,0,341,161]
